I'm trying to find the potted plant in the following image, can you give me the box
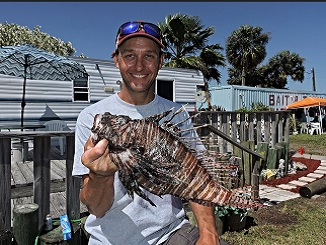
[183,201,225,236]
[214,205,248,232]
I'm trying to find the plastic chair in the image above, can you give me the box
[309,122,322,135]
[43,120,67,155]
[300,122,309,134]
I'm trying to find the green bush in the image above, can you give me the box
[235,102,273,112]
[214,205,248,217]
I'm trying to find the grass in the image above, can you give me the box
[289,133,326,155]
[220,196,326,245]
[218,133,326,245]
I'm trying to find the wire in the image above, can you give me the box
[34,224,44,245]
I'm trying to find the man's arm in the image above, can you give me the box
[79,138,118,218]
[182,114,219,244]
[189,201,220,245]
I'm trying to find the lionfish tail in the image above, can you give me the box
[227,186,263,210]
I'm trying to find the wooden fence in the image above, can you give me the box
[190,110,291,150]
[190,110,291,182]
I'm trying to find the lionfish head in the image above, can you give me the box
[90,112,131,144]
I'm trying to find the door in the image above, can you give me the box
[156,79,174,101]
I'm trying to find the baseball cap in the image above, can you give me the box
[114,21,165,51]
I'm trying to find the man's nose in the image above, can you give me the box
[135,57,144,71]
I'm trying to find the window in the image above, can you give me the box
[73,76,89,102]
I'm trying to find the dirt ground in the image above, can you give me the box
[249,191,326,226]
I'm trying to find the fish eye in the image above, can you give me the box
[116,118,126,124]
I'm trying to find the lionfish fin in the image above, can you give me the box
[161,105,186,124]
[144,107,175,124]
[178,124,209,134]
[172,111,201,128]
[135,190,157,207]
[118,168,158,207]
[131,149,181,186]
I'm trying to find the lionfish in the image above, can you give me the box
[91,107,262,209]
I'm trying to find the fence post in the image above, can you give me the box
[277,112,284,142]
[284,111,290,142]
[66,134,81,221]
[12,203,39,245]
[248,113,255,141]
[263,113,270,144]
[256,113,262,143]
[33,135,51,229]
[239,113,246,142]
[230,112,238,141]
[0,137,12,239]
[252,158,260,198]
[271,113,277,148]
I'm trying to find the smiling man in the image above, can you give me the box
[72,21,223,245]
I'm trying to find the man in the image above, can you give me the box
[72,21,221,245]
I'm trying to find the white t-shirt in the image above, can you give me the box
[72,93,204,244]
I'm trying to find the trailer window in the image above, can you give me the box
[73,76,89,102]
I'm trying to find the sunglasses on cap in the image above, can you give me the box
[115,21,164,49]
[117,21,161,39]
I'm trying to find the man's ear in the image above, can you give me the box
[159,53,165,69]
[113,54,119,69]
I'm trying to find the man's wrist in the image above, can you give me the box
[89,170,114,180]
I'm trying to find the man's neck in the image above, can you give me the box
[117,91,155,105]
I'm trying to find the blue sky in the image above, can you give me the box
[1,1,326,92]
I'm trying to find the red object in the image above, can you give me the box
[298,147,305,155]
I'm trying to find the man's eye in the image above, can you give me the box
[145,55,155,59]
[123,54,136,60]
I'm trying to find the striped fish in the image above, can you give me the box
[90,107,262,209]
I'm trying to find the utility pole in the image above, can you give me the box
[312,67,316,91]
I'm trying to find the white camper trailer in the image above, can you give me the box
[0,57,204,130]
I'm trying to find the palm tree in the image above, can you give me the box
[158,13,226,110]
[226,25,269,86]
[262,51,305,89]
[227,66,265,87]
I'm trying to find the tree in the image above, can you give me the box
[226,25,269,86]
[228,51,305,89]
[262,51,305,89]
[0,22,75,56]
[227,66,265,87]
[200,44,226,82]
[158,14,225,83]
[158,13,226,109]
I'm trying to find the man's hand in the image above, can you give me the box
[190,201,220,245]
[80,137,117,217]
[196,232,220,245]
[81,137,118,177]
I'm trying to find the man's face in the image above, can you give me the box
[114,37,164,94]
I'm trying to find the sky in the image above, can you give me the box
[1,1,326,93]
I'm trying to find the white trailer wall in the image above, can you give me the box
[0,57,204,130]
